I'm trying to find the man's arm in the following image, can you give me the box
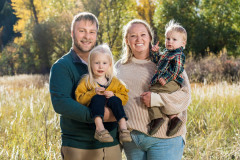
[49,62,94,123]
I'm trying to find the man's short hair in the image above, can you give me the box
[71,12,99,32]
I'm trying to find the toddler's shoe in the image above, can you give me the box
[166,117,183,137]
[119,129,132,142]
[94,129,114,143]
[148,118,165,135]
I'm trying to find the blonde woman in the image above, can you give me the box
[115,19,191,160]
[75,44,132,143]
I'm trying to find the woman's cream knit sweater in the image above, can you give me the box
[115,57,191,141]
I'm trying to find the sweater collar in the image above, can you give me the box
[70,48,86,64]
[131,57,151,64]
[164,46,184,52]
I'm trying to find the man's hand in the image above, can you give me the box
[140,92,151,107]
[103,107,117,122]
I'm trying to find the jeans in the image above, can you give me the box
[123,130,185,160]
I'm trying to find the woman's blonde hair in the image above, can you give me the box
[121,19,154,64]
[85,44,116,89]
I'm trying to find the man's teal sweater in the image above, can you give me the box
[49,49,118,149]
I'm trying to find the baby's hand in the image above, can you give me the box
[95,87,105,95]
[152,41,160,52]
[104,91,114,98]
[159,78,166,86]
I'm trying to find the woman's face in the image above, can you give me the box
[126,23,151,59]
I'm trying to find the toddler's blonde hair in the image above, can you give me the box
[165,20,187,42]
[85,44,116,89]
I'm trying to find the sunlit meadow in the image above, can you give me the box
[0,75,239,159]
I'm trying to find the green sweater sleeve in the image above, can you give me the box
[49,62,94,123]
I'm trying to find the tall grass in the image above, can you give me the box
[0,75,239,159]
[0,75,61,159]
[184,83,240,160]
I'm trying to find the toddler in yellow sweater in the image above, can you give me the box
[75,44,132,143]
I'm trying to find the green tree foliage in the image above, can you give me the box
[136,0,158,42]
[1,0,239,75]
[81,0,138,57]
[0,0,19,51]
[81,0,102,17]
[0,27,3,50]
[200,0,240,57]
[153,0,240,57]
[154,0,200,55]
[0,44,18,75]
[31,13,73,73]
[5,0,137,74]
[9,0,79,74]
[99,0,138,52]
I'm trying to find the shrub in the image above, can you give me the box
[185,54,240,84]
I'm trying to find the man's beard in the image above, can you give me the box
[73,34,96,53]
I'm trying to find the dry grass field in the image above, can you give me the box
[0,75,239,160]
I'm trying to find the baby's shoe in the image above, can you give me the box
[94,129,114,143]
[166,117,183,137]
[148,118,165,135]
[119,129,132,142]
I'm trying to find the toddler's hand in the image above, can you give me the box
[104,91,114,98]
[152,41,160,52]
[159,78,166,86]
[95,87,105,95]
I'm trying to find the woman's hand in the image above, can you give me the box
[95,87,105,95]
[104,91,114,98]
[140,91,151,107]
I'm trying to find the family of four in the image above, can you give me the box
[49,12,191,160]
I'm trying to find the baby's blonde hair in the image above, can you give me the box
[165,20,187,42]
[85,44,116,89]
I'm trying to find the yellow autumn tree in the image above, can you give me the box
[12,0,43,44]
[81,0,138,58]
[136,0,158,42]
